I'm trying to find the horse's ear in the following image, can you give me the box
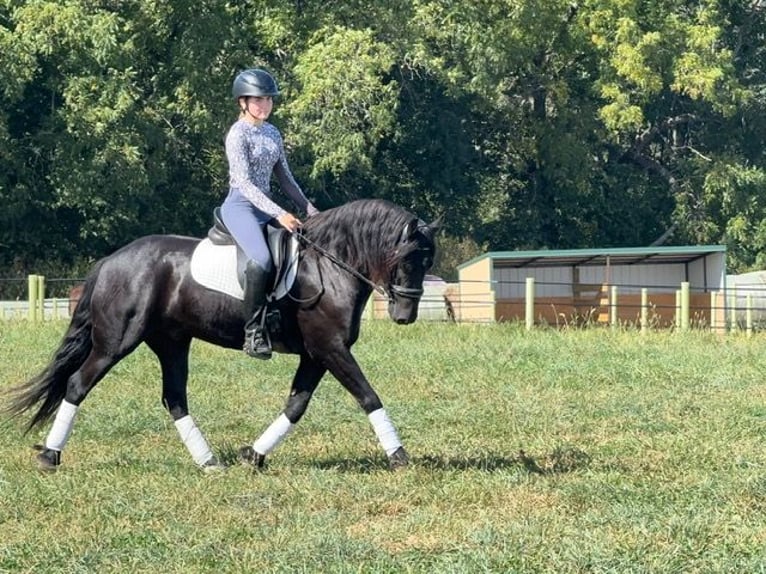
[404,215,442,242]
[401,217,420,242]
[422,215,442,239]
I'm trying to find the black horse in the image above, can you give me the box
[4,199,439,471]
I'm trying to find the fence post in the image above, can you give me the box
[37,275,45,321]
[525,277,535,331]
[710,291,718,333]
[28,275,37,321]
[365,294,373,321]
[610,285,618,328]
[680,281,690,331]
[746,294,753,337]
[640,288,648,334]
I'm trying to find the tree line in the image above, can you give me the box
[1,0,765,284]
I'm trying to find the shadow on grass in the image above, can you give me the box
[312,445,591,475]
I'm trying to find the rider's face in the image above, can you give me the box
[242,96,273,123]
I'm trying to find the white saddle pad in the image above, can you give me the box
[189,235,299,301]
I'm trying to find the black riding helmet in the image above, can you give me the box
[232,69,279,99]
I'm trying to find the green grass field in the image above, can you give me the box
[1,320,765,573]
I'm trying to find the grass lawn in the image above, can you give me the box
[1,320,765,573]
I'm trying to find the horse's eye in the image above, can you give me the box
[422,257,432,269]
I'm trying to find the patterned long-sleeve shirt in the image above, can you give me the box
[225,119,311,219]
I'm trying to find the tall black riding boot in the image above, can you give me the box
[243,260,272,360]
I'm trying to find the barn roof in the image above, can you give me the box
[458,245,726,270]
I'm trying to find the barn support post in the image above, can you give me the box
[525,277,535,331]
[680,282,690,331]
[640,288,648,334]
[674,290,681,329]
[610,286,618,328]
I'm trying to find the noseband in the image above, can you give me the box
[388,283,423,300]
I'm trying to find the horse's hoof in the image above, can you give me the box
[200,456,228,474]
[388,446,409,470]
[34,446,61,472]
[238,446,266,470]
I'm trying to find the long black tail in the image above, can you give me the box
[3,263,101,432]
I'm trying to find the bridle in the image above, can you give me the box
[295,227,425,303]
[388,283,424,301]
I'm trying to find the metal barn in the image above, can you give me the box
[456,245,727,326]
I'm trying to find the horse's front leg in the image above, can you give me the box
[321,345,409,470]
[240,353,326,469]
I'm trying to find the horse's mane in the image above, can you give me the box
[302,199,419,282]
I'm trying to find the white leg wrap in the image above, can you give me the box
[174,415,214,466]
[368,408,402,456]
[252,413,294,456]
[45,400,78,452]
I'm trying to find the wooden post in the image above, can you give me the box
[710,291,718,333]
[597,284,610,323]
[525,277,535,331]
[37,275,45,321]
[365,294,373,321]
[674,290,681,329]
[640,288,648,334]
[610,285,618,328]
[28,275,37,321]
[728,287,737,332]
[680,281,690,331]
[746,294,753,337]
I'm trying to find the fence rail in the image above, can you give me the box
[4,274,766,335]
[449,276,766,334]
[0,275,82,322]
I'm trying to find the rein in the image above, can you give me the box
[296,230,388,297]
[295,230,424,301]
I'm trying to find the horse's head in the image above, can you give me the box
[387,216,440,324]
[298,200,441,324]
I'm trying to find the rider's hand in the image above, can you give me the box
[277,212,302,233]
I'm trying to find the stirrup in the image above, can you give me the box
[244,326,272,359]
[243,303,272,359]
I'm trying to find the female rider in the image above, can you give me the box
[220,68,318,359]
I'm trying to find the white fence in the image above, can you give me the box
[1,299,73,321]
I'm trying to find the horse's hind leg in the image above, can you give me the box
[36,350,123,470]
[146,336,221,471]
[37,297,150,470]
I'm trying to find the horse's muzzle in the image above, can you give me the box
[389,300,419,325]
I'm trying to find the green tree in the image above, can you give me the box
[404,0,765,272]
[587,0,766,270]
[2,0,765,280]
